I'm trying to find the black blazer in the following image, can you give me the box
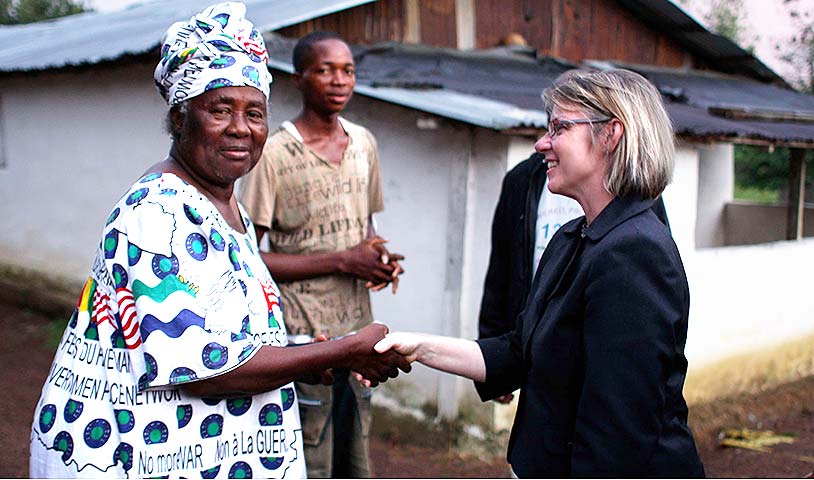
[476,196,704,478]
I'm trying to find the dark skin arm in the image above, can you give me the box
[254,224,403,287]
[183,323,411,397]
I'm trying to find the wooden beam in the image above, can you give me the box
[786,148,806,241]
[403,0,420,44]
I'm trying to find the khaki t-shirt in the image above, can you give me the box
[239,118,384,337]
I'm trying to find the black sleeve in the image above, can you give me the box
[473,330,526,400]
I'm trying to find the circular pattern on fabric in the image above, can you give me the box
[138,353,158,389]
[106,208,120,226]
[104,230,119,259]
[202,397,222,406]
[238,279,247,296]
[238,345,254,363]
[260,456,284,470]
[159,188,177,196]
[229,235,240,251]
[110,329,126,349]
[226,397,251,416]
[208,40,232,52]
[210,228,226,251]
[242,65,260,86]
[200,414,224,439]
[202,342,228,369]
[280,387,295,411]
[242,262,252,277]
[259,404,282,427]
[112,264,128,289]
[186,233,208,261]
[125,188,149,205]
[113,442,133,471]
[228,244,241,271]
[206,78,234,91]
[83,321,99,341]
[140,173,162,183]
[212,12,230,27]
[184,203,204,225]
[114,409,135,433]
[127,242,142,266]
[53,431,74,461]
[64,399,83,423]
[177,404,193,428]
[210,55,236,69]
[228,461,252,479]
[143,421,169,445]
[169,367,197,383]
[201,465,221,479]
[152,254,179,279]
[83,418,112,448]
[248,52,262,63]
[39,404,57,433]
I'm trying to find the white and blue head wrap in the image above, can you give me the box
[154,2,273,105]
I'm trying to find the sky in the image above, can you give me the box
[675,0,813,86]
[86,0,812,85]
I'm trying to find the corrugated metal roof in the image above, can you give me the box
[0,0,375,72]
[285,39,813,143]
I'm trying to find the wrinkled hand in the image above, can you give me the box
[344,324,411,387]
[340,237,398,285]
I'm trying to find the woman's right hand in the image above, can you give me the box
[373,332,423,363]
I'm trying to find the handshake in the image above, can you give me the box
[296,323,413,388]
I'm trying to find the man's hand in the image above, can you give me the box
[339,237,398,285]
[342,323,411,387]
[365,241,405,294]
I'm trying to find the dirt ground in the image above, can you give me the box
[2,300,812,478]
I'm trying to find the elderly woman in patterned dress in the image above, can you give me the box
[29,3,408,478]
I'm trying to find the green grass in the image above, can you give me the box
[733,185,781,204]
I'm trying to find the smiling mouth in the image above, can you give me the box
[220,148,251,159]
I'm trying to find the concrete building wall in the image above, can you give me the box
[0,65,169,284]
[662,145,700,255]
[725,202,814,245]
[683,237,814,369]
[695,143,734,248]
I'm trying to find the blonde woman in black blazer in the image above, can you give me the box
[373,69,705,478]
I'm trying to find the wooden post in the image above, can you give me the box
[786,148,806,241]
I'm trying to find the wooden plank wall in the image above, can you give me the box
[475,0,689,68]
[275,0,691,68]
[276,0,406,46]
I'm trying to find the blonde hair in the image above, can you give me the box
[542,69,674,199]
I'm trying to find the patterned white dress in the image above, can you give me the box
[30,173,305,478]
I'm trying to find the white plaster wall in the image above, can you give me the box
[695,143,734,248]
[683,237,814,369]
[298,76,476,409]
[0,65,170,284]
[661,145,699,256]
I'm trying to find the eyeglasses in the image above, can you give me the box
[546,116,612,138]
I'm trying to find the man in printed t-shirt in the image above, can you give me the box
[239,31,403,478]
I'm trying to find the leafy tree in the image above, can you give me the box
[734,145,814,203]
[704,0,757,53]
[0,0,87,25]
[779,0,814,93]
